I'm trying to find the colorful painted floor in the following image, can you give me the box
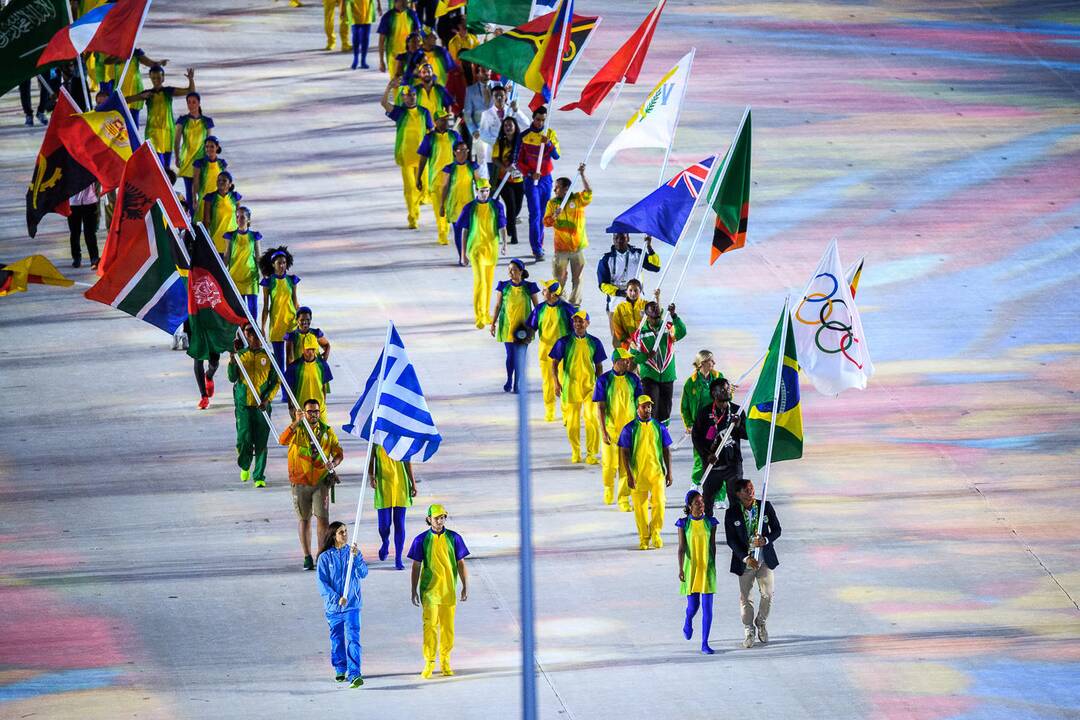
[0,1,1077,718]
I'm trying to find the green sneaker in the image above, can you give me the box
[335,672,346,682]
[253,479,266,488]
[240,469,250,483]
[348,676,364,688]
[303,555,314,571]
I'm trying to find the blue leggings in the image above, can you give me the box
[503,343,519,392]
[326,608,362,678]
[157,152,171,171]
[243,294,257,319]
[351,24,371,68]
[272,340,287,401]
[684,593,714,649]
[376,507,407,565]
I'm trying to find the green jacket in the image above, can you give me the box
[680,369,724,429]
[631,315,687,383]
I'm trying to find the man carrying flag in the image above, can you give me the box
[228,324,280,489]
[26,89,97,238]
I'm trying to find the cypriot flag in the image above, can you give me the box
[599,48,694,169]
[792,240,874,396]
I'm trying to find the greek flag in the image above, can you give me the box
[342,324,441,462]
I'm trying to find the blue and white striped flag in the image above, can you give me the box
[342,323,441,462]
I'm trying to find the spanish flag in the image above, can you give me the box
[746,303,803,470]
[56,93,135,193]
[0,255,74,297]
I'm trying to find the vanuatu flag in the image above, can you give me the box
[84,202,187,334]
[26,88,97,238]
[460,4,597,104]
[746,303,803,470]
[186,224,248,361]
[709,107,751,264]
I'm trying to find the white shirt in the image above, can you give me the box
[70,185,99,206]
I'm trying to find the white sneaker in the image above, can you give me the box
[757,623,768,644]
[742,628,755,649]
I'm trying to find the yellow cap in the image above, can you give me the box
[427,503,447,518]
[476,177,491,189]
[543,279,562,295]
[302,334,321,353]
[637,394,654,406]
[572,309,589,321]
[614,348,633,360]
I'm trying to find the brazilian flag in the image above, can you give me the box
[747,305,803,470]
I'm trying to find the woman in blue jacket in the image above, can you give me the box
[317,521,369,687]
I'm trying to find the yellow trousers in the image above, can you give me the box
[421,602,456,663]
[472,263,494,326]
[564,400,600,459]
[631,474,665,543]
[323,0,349,49]
[538,344,561,420]
[601,439,631,508]
[400,163,421,227]
[436,212,450,246]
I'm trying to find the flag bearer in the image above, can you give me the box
[228,324,279,488]
[630,298,686,425]
[543,163,592,307]
[680,350,724,487]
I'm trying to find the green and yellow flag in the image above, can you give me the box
[747,304,803,470]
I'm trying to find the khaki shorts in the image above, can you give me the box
[551,249,585,277]
[291,482,329,521]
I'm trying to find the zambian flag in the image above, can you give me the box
[709,107,751,264]
[186,224,247,361]
[460,6,597,103]
[746,304,803,470]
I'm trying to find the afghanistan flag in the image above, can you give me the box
[460,6,597,104]
[0,254,73,296]
[26,88,97,238]
[0,0,68,97]
[84,202,187,334]
[186,224,248,361]
[746,304,803,470]
[709,107,751,264]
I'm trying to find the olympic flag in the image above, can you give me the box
[792,240,874,396]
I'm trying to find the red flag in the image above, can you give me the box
[559,0,666,115]
[97,143,189,276]
[25,89,96,238]
[56,107,134,193]
[38,0,150,66]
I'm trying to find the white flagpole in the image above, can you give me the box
[343,322,394,598]
[64,1,92,110]
[115,0,154,103]
[200,223,332,469]
[656,46,694,187]
[752,297,790,562]
[666,105,750,306]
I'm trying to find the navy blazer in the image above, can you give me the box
[724,500,781,575]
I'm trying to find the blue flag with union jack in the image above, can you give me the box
[605,155,716,246]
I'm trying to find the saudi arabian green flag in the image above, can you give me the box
[467,0,531,27]
[0,0,68,97]
[746,304,803,470]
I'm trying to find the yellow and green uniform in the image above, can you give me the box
[377,7,421,74]
[279,421,342,487]
[90,52,117,94]
[416,127,461,225]
[440,160,477,249]
[543,190,592,253]
[193,156,228,224]
[618,417,673,544]
[224,229,262,296]
[373,445,413,509]
[407,528,470,664]
[549,333,608,461]
[456,198,506,326]
[447,33,478,64]
[261,274,300,342]
[174,113,214,179]
[421,47,454,86]
[387,104,433,227]
[204,190,241,254]
[413,82,453,121]
[494,280,539,343]
[526,299,574,420]
[346,0,377,25]
[593,370,643,508]
[228,348,280,481]
[677,515,718,595]
[116,51,146,113]
[611,297,646,349]
[285,357,334,423]
[144,87,177,155]
[681,369,724,485]
[323,0,350,49]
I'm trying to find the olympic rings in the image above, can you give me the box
[795,272,862,366]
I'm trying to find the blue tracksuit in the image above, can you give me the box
[317,546,369,678]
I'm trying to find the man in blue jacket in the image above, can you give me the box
[724,478,781,649]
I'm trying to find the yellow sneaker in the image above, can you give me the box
[440,660,454,676]
[475,319,486,329]
[638,539,649,551]
[420,661,435,679]
[651,532,663,549]
[603,487,614,504]
[584,455,599,465]
[544,410,555,422]
[569,453,582,464]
